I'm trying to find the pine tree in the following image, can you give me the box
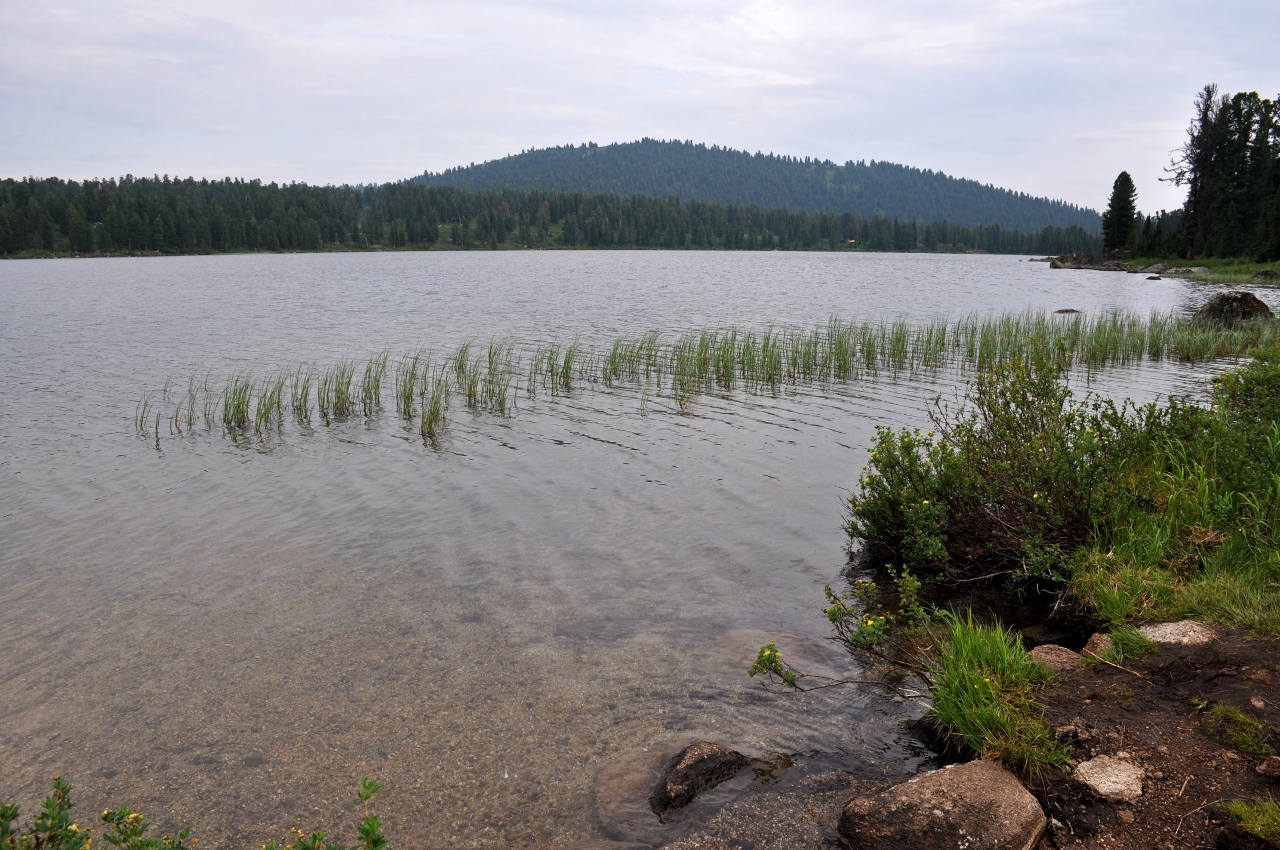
[1101,171,1137,252]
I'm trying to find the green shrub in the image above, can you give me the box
[848,356,1158,583]
[1,778,388,850]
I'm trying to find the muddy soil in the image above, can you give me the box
[1033,629,1280,849]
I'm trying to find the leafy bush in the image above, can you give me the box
[847,356,1158,584]
[1,778,388,850]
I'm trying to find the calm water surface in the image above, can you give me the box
[2,252,1273,847]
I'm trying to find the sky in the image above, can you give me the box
[2,0,1278,214]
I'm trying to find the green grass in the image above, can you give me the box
[1226,794,1280,843]
[927,611,1069,779]
[361,352,389,417]
[291,367,314,425]
[137,310,1280,451]
[1204,703,1274,757]
[420,366,451,444]
[220,374,254,433]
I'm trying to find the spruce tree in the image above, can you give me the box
[1101,171,1138,252]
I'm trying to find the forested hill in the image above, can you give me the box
[415,139,1101,233]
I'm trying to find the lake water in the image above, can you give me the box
[2,252,1272,848]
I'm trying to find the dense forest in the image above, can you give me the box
[1168,86,1280,260]
[0,176,1100,257]
[416,139,1101,233]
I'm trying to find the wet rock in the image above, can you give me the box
[1054,307,1081,313]
[1251,269,1278,282]
[1139,620,1216,646]
[1031,644,1085,673]
[648,741,750,821]
[838,759,1046,849]
[1258,755,1280,778]
[1147,275,1163,280]
[1074,755,1145,802]
[1192,291,1275,324]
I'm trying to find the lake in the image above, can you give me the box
[1,251,1271,848]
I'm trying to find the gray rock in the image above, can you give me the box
[649,741,750,821]
[1030,644,1084,673]
[1139,620,1216,646]
[1147,275,1162,280]
[1192,290,1275,324]
[839,759,1046,849]
[1073,755,1145,802]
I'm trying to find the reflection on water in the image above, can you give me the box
[1,252,1272,847]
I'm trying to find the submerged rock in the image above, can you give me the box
[838,759,1046,849]
[1192,291,1275,323]
[648,741,750,821]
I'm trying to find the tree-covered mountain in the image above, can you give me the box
[0,176,1099,257]
[415,139,1101,233]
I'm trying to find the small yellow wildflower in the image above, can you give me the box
[922,499,929,504]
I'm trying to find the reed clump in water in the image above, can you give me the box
[395,352,425,420]
[361,352,389,417]
[137,310,1279,444]
[420,366,452,444]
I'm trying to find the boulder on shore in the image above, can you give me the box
[648,741,750,821]
[1192,290,1275,324]
[838,759,1046,849]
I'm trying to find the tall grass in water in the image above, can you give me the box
[317,361,356,424]
[291,367,314,425]
[135,392,156,436]
[361,352,389,417]
[254,372,287,434]
[394,352,425,419]
[220,374,254,433]
[420,366,452,444]
[482,340,516,415]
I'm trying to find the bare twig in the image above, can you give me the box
[1174,798,1222,837]
[1081,649,1152,681]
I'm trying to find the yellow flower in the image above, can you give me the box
[922,499,929,504]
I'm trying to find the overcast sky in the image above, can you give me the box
[2,1,1277,213]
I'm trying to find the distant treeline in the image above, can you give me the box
[1170,86,1280,260]
[417,139,1101,233]
[0,176,1100,258]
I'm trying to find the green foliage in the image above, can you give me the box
[1,779,389,850]
[1092,624,1156,665]
[1170,85,1280,260]
[1226,794,1280,842]
[1,777,192,850]
[416,139,1100,234]
[1101,171,1138,252]
[927,611,1069,779]
[1072,343,1280,631]
[0,171,1101,259]
[848,356,1157,583]
[1204,703,1274,758]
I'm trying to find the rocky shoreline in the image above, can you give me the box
[1037,253,1280,286]
[592,621,1280,849]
